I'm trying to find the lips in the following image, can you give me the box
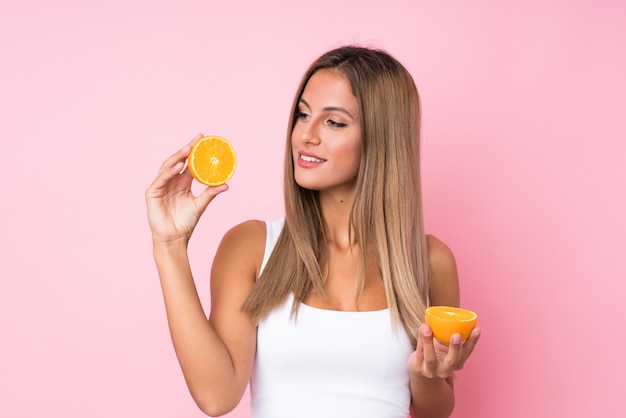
[297,152,326,167]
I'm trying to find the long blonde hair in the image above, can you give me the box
[243,46,430,345]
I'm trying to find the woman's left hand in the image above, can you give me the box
[407,323,481,379]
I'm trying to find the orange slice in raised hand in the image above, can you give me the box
[188,135,236,186]
[425,306,478,344]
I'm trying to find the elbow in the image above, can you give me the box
[196,401,233,417]
[193,392,239,417]
[184,373,246,416]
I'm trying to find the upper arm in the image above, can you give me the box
[426,235,460,308]
[208,220,266,384]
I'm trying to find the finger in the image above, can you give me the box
[148,134,204,194]
[189,133,204,146]
[407,326,425,376]
[415,327,425,355]
[145,160,185,199]
[442,333,463,371]
[419,324,438,378]
[158,134,203,175]
[457,327,481,370]
[178,163,194,185]
[194,183,230,216]
[158,145,189,173]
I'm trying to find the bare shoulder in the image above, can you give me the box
[222,219,266,244]
[211,220,267,291]
[213,219,266,282]
[426,234,460,307]
[426,235,456,272]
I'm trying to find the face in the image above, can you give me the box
[291,69,362,195]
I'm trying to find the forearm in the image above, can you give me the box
[153,243,244,414]
[409,374,455,418]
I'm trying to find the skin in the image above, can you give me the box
[145,70,480,417]
[408,235,481,418]
[292,70,380,310]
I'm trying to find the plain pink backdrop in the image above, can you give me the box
[1,1,625,417]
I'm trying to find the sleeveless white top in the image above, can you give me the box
[250,218,414,418]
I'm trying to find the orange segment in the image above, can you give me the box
[425,306,478,344]
[188,135,236,186]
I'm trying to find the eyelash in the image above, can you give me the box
[296,111,310,120]
[295,111,347,128]
[327,119,347,128]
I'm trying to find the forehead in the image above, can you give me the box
[300,70,357,111]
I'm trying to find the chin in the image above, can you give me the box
[293,173,323,190]
[294,179,321,191]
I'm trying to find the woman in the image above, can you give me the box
[146,45,480,418]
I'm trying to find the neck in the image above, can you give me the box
[319,191,356,250]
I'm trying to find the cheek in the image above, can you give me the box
[291,122,303,142]
[349,142,362,166]
[338,143,361,176]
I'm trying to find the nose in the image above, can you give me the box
[299,121,321,146]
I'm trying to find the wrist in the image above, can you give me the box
[409,374,455,418]
[410,371,446,385]
[409,372,453,396]
[152,239,192,275]
[152,236,189,251]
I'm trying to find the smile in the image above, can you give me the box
[300,154,325,163]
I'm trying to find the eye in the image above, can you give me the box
[327,119,347,128]
[296,111,310,121]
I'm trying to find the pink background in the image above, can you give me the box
[1,1,625,417]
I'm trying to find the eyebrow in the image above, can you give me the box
[298,98,357,120]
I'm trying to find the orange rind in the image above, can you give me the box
[425,306,478,344]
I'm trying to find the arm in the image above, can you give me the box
[146,136,262,416]
[154,222,262,416]
[407,235,481,418]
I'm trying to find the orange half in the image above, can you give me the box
[188,135,236,186]
[425,306,478,344]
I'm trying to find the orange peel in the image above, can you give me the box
[425,306,478,344]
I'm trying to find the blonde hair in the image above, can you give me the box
[243,46,430,346]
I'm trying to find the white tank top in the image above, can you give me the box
[250,218,414,418]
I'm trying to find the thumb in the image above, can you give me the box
[195,183,229,214]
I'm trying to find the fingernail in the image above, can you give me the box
[451,334,462,345]
[422,325,432,337]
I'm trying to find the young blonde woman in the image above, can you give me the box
[146,46,481,418]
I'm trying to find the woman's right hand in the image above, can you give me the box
[145,134,229,246]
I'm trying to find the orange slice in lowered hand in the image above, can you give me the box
[425,306,478,344]
[188,135,237,186]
